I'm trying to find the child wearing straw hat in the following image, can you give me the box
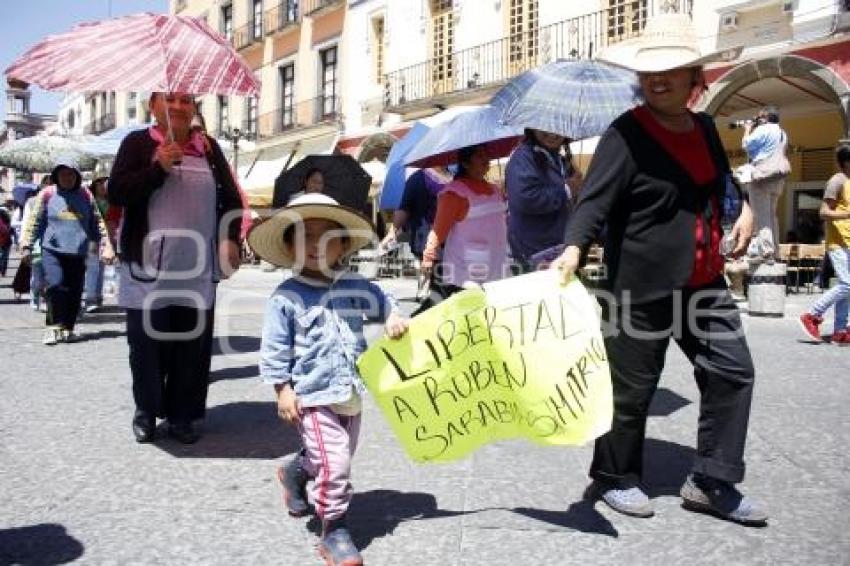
[249,193,408,566]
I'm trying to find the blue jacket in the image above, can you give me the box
[23,164,103,257]
[259,272,398,408]
[505,140,572,263]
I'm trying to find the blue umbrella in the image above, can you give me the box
[491,59,642,140]
[404,106,523,169]
[379,123,430,210]
[12,183,38,207]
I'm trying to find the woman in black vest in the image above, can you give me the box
[553,14,766,525]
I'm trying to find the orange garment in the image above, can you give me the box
[422,178,500,266]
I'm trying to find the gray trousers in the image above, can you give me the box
[746,176,786,255]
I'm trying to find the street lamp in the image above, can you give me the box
[223,126,244,171]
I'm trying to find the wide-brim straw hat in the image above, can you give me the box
[247,193,375,268]
[598,13,741,73]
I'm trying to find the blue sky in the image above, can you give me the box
[1,0,168,121]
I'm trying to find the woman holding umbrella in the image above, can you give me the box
[553,14,765,525]
[505,128,582,271]
[109,92,244,444]
[420,144,507,301]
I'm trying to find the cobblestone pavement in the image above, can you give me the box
[1,254,847,565]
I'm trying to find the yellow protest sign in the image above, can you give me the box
[357,271,613,463]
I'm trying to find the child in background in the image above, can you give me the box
[249,193,408,566]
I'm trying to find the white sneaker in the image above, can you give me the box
[59,329,77,343]
[42,327,62,346]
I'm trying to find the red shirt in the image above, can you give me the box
[632,106,716,185]
[632,106,723,287]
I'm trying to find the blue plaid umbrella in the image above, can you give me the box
[491,60,642,140]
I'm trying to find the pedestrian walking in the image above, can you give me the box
[20,159,115,344]
[0,204,11,277]
[381,168,449,260]
[505,128,582,272]
[108,92,245,445]
[799,144,850,344]
[82,177,112,313]
[420,144,508,304]
[552,13,766,525]
[250,193,408,566]
[21,187,48,310]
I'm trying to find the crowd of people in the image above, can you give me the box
[4,13,850,566]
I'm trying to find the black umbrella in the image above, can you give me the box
[273,154,372,213]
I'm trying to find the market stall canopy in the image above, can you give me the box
[0,134,98,172]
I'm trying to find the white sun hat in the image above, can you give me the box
[247,193,375,268]
[598,13,742,73]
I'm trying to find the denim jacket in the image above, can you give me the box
[259,272,398,408]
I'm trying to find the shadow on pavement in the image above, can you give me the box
[642,438,695,497]
[79,313,126,325]
[213,335,261,356]
[74,329,127,342]
[209,364,259,382]
[305,489,472,550]
[155,401,301,459]
[648,387,691,417]
[0,523,84,565]
[512,500,618,537]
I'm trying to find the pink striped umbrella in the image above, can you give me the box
[5,12,260,97]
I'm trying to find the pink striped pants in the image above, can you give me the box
[298,406,361,521]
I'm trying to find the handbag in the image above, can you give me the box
[751,131,791,182]
[12,255,32,295]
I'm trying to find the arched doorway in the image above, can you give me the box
[699,54,850,243]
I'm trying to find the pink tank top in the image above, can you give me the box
[441,180,508,286]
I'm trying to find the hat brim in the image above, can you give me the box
[599,44,741,74]
[247,203,375,268]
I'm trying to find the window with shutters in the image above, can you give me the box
[280,63,295,128]
[218,95,229,133]
[253,0,264,39]
[606,0,647,43]
[320,46,338,118]
[430,0,454,95]
[245,97,258,137]
[372,16,386,85]
[506,0,538,73]
[222,4,233,40]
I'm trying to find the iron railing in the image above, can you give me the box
[264,0,300,34]
[84,113,116,135]
[301,0,343,16]
[233,19,263,50]
[256,95,341,139]
[384,0,691,110]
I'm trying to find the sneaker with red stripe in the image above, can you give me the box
[798,313,823,342]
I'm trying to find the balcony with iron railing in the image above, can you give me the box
[232,19,264,50]
[384,0,691,112]
[301,0,344,17]
[255,95,341,139]
[84,113,116,135]
[264,0,301,34]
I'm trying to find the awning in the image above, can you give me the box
[238,130,340,208]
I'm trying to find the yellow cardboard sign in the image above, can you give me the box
[357,271,613,463]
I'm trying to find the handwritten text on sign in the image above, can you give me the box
[357,272,613,462]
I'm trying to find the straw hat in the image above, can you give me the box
[598,13,740,73]
[247,193,374,268]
